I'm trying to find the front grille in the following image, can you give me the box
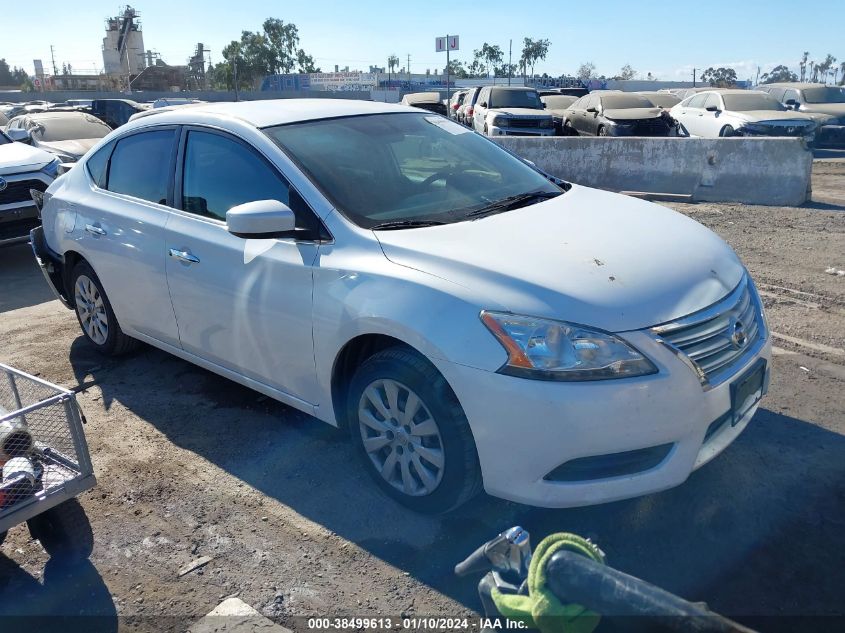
[631,119,671,135]
[507,118,542,129]
[651,276,765,386]
[0,179,47,206]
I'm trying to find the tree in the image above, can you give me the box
[519,38,551,82]
[701,67,737,87]
[0,58,28,87]
[760,65,798,84]
[815,54,836,84]
[263,18,300,74]
[446,59,468,79]
[576,62,596,81]
[477,43,503,78]
[839,61,845,86]
[799,51,809,82]
[296,50,319,73]
[616,64,637,80]
[387,54,399,75]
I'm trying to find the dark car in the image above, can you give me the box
[562,93,675,136]
[540,94,579,135]
[400,92,448,117]
[756,83,845,146]
[91,99,148,129]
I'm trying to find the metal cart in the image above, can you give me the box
[0,362,96,559]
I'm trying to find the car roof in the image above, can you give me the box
[490,86,538,91]
[123,98,418,128]
[762,82,827,89]
[24,111,95,121]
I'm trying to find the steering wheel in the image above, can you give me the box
[420,167,475,188]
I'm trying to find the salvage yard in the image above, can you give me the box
[1,157,844,632]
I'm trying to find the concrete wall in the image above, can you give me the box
[494,137,813,206]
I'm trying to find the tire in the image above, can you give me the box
[564,121,578,136]
[347,346,482,514]
[27,499,94,562]
[598,125,609,137]
[71,260,138,356]
[719,125,735,137]
[483,124,489,137]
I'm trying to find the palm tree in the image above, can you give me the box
[799,51,809,82]
[387,54,399,88]
[839,61,845,86]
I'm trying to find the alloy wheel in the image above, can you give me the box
[357,379,445,496]
[74,275,109,345]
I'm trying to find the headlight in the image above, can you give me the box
[480,311,658,381]
[539,118,554,129]
[492,116,509,127]
[41,157,61,178]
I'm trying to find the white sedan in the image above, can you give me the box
[31,100,771,512]
[670,89,816,140]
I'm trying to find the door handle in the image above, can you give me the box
[169,248,200,264]
[85,224,106,236]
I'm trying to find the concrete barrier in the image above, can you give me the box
[494,137,813,206]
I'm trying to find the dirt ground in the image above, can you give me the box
[0,158,843,633]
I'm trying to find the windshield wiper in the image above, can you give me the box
[371,219,447,231]
[465,190,562,219]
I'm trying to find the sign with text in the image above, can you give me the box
[435,36,460,52]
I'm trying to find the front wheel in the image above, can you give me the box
[719,125,735,137]
[564,121,578,136]
[598,125,609,137]
[347,347,482,513]
[71,261,138,355]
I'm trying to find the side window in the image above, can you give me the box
[688,93,709,109]
[181,130,290,222]
[703,93,721,110]
[479,88,489,106]
[106,129,176,205]
[784,89,800,103]
[85,140,115,188]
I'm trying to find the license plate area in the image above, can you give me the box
[730,359,767,426]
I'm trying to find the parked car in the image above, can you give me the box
[457,87,481,126]
[538,87,589,98]
[401,92,448,116]
[152,98,204,109]
[637,91,681,109]
[540,94,578,135]
[91,99,148,129]
[562,92,675,136]
[0,111,8,128]
[670,90,816,140]
[5,111,112,163]
[443,90,467,120]
[472,86,554,136]
[31,99,771,512]
[0,129,58,246]
[756,83,845,146]
[673,87,716,101]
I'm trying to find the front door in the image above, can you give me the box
[164,128,319,404]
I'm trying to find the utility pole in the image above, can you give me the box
[692,68,697,87]
[445,37,450,115]
[407,53,411,88]
[232,52,239,101]
[50,45,58,76]
[508,39,512,86]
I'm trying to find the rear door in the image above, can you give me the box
[73,127,181,345]
[164,127,320,405]
[678,93,709,136]
[473,87,490,132]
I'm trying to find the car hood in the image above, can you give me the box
[603,107,663,120]
[0,141,55,174]
[491,107,550,117]
[36,138,101,159]
[800,103,845,118]
[375,185,744,332]
[733,110,815,124]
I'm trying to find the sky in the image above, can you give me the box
[3,0,844,82]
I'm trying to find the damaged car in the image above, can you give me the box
[756,83,845,146]
[5,111,112,163]
[562,92,675,136]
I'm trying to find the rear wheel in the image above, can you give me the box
[719,125,735,137]
[71,261,138,356]
[598,125,609,136]
[564,121,578,136]
[347,347,482,513]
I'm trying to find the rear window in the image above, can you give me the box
[542,96,577,109]
[31,115,111,141]
[489,89,542,109]
[85,140,115,188]
[641,94,680,108]
[722,94,785,111]
[802,87,845,104]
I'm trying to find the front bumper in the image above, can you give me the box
[434,331,772,508]
[0,208,40,246]
[815,124,845,146]
[488,124,554,137]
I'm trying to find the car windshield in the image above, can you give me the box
[0,131,10,145]
[641,94,680,108]
[32,115,111,141]
[543,96,577,109]
[801,87,845,104]
[265,112,561,228]
[601,95,654,109]
[489,89,542,109]
[722,94,785,111]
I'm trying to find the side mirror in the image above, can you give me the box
[785,99,798,107]
[705,105,720,112]
[6,128,31,143]
[586,107,598,113]
[479,102,487,108]
[226,199,296,238]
